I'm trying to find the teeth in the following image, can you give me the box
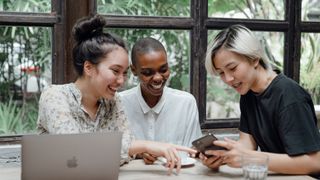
[109,86,117,91]
[233,83,241,88]
[151,84,162,90]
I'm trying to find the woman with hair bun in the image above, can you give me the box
[202,24,320,177]
[37,15,196,174]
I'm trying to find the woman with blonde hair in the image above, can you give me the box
[203,24,320,177]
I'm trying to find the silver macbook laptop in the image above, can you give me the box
[22,132,122,180]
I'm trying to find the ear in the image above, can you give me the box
[130,64,138,76]
[83,60,95,77]
[253,58,260,69]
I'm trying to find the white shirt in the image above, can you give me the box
[120,85,202,147]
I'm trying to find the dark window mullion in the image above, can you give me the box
[103,15,193,29]
[190,0,207,126]
[284,0,301,82]
[205,18,289,32]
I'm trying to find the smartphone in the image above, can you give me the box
[192,133,226,157]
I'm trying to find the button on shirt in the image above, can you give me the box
[37,83,135,165]
[120,85,202,147]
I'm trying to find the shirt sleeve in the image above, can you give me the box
[239,96,249,134]
[37,86,81,134]
[113,94,135,165]
[278,101,320,155]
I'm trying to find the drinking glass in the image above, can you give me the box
[242,154,269,180]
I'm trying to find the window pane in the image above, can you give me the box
[302,0,320,21]
[108,29,190,92]
[0,0,51,13]
[0,26,52,135]
[300,33,320,106]
[206,30,284,119]
[208,0,284,20]
[97,0,190,17]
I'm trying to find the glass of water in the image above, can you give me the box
[241,154,269,180]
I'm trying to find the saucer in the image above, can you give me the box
[157,157,196,167]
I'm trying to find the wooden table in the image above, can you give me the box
[0,159,315,180]
[119,159,315,180]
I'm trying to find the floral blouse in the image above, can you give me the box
[37,83,134,165]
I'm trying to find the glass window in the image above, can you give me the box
[97,0,190,17]
[0,26,52,135]
[208,0,284,20]
[0,0,51,13]
[108,29,191,92]
[206,30,284,119]
[302,0,320,21]
[300,33,320,105]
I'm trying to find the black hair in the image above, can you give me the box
[72,14,127,76]
[131,37,166,67]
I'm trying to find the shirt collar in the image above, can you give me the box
[69,82,105,108]
[69,83,82,105]
[136,84,166,115]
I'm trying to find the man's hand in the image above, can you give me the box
[142,152,157,164]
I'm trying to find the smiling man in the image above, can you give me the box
[120,37,202,164]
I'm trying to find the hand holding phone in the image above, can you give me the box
[192,133,227,158]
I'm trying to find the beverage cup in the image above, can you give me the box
[241,154,269,180]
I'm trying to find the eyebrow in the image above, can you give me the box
[225,62,236,68]
[140,63,168,70]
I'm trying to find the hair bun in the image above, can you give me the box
[72,14,107,43]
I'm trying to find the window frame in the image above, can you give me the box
[0,0,319,142]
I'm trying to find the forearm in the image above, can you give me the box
[128,140,148,157]
[257,151,320,174]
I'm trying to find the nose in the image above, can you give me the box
[224,72,234,82]
[152,72,163,82]
[116,74,126,85]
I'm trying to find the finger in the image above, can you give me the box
[173,145,197,154]
[167,148,178,175]
[204,150,224,157]
[172,148,181,174]
[214,140,233,150]
[205,155,220,164]
[143,153,157,162]
[163,150,174,175]
[199,153,207,160]
[143,156,154,165]
[209,157,224,170]
[224,137,236,144]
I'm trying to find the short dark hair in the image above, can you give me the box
[131,37,166,67]
[72,14,127,76]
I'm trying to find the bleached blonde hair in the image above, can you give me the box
[205,24,272,76]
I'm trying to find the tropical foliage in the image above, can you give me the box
[0,0,51,135]
[98,0,191,91]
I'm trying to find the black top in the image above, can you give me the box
[239,73,320,156]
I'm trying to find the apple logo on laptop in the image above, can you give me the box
[67,156,78,168]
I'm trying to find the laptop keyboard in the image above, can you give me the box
[0,145,21,168]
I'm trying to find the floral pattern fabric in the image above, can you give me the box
[37,83,134,165]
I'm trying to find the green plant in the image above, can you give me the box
[98,0,190,91]
[0,0,50,135]
[0,98,24,134]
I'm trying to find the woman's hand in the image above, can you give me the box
[130,140,197,175]
[214,137,250,168]
[145,141,197,174]
[199,152,224,170]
